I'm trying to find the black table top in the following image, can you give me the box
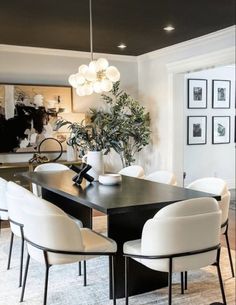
[21,170,221,215]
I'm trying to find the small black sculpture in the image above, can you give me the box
[70,163,94,185]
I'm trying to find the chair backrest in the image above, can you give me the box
[119,165,145,178]
[187,177,230,226]
[0,177,8,220]
[6,181,33,236]
[146,170,177,185]
[141,197,221,271]
[23,197,84,264]
[32,163,68,196]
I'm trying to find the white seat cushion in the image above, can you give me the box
[123,239,142,263]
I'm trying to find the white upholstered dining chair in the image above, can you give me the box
[188,177,234,278]
[32,162,85,277]
[123,197,226,305]
[145,170,177,185]
[119,165,145,178]
[0,177,8,233]
[20,194,117,305]
[6,181,34,287]
[32,162,69,197]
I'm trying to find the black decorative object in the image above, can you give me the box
[70,163,94,185]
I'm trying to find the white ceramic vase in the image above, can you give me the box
[82,151,104,181]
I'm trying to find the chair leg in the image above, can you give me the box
[168,258,173,305]
[111,256,116,305]
[83,261,87,286]
[20,254,30,302]
[19,238,24,287]
[184,271,188,290]
[225,230,235,277]
[125,256,129,305]
[78,261,82,276]
[7,232,14,270]
[216,248,227,305]
[43,264,50,305]
[180,272,184,294]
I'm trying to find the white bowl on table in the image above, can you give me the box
[98,174,122,185]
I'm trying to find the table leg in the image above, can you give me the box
[108,209,168,299]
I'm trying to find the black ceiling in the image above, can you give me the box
[0,0,235,56]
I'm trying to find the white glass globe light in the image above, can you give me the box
[96,58,109,71]
[105,66,120,82]
[83,83,93,95]
[101,79,113,92]
[68,74,78,88]
[88,61,97,72]
[85,69,97,82]
[76,86,86,96]
[75,73,85,85]
[78,64,88,75]
[93,81,102,93]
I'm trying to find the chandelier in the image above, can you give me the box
[68,0,120,96]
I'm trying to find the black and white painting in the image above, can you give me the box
[212,80,231,108]
[187,116,207,145]
[212,116,230,144]
[188,79,207,109]
[0,84,73,153]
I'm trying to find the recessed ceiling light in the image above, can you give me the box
[163,26,175,32]
[117,43,127,49]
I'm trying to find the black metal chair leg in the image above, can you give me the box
[78,261,82,276]
[180,272,184,294]
[20,254,30,302]
[225,230,235,277]
[168,258,173,305]
[184,271,188,290]
[111,256,116,305]
[125,256,129,305]
[7,232,14,270]
[19,238,24,287]
[216,249,227,305]
[83,261,87,286]
[43,265,50,305]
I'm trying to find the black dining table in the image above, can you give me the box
[20,169,220,299]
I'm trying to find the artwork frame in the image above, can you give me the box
[0,83,78,154]
[212,80,231,109]
[212,116,230,144]
[187,116,207,145]
[187,78,207,109]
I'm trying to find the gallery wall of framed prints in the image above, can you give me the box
[187,78,232,146]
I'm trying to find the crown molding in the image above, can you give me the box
[0,44,137,63]
[166,46,235,73]
[138,26,236,62]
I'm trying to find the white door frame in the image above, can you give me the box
[166,46,235,186]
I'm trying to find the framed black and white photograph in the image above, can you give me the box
[187,116,207,145]
[187,79,207,109]
[212,116,230,144]
[212,80,231,108]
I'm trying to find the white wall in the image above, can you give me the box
[184,66,235,188]
[0,46,138,169]
[0,26,235,176]
[137,26,235,180]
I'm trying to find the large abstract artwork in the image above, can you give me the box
[0,84,83,153]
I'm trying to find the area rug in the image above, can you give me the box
[0,229,235,305]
